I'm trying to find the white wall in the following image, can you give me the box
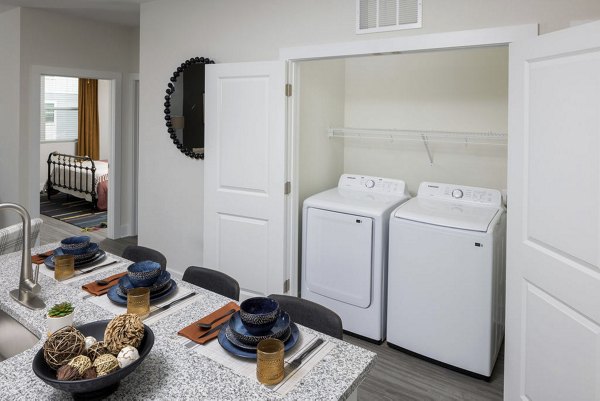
[139,0,600,275]
[343,47,508,194]
[298,59,346,207]
[98,79,111,161]
[0,8,21,227]
[2,8,139,235]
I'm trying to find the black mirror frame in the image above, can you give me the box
[164,56,215,160]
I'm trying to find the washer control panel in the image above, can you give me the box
[338,174,408,196]
[418,182,502,207]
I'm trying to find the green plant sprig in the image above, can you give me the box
[48,302,74,318]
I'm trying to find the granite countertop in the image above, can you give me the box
[0,244,376,400]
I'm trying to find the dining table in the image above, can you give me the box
[0,243,376,400]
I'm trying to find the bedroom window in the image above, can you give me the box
[40,75,78,142]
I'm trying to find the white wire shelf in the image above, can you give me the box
[327,127,507,164]
[327,127,507,145]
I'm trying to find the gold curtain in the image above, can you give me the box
[76,78,99,160]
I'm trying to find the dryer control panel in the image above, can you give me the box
[417,182,502,207]
[338,174,408,196]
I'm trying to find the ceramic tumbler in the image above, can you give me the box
[256,338,284,385]
[127,287,150,317]
[54,254,75,281]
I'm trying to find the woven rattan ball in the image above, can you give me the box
[43,326,86,370]
[92,354,119,377]
[86,340,109,363]
[68,355,92,375]
[104,314,144,355]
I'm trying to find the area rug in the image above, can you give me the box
[40,192,107,231]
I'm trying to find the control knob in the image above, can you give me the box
[452,189,464,199]
[365,180,375,189]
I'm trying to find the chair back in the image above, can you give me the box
[122,245,167,270]
[182,266,240,301]
[0,217,43,255]
[268,294,343,339]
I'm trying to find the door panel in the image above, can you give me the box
[523,283,599,401]
[204,61,286,300]
[506,20,600,401]
[527,52,600,267]
[305,208,373,308]
[219,77,269,192]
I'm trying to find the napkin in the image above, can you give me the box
[32,250,53,265]
[178,301,239,345]
[81,272,127,296]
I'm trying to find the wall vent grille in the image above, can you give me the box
[357,0,422,34]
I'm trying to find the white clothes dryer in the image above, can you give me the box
[387,182,506,378]
[301,174,410,343]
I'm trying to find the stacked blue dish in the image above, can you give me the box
[107,261,177,305]
[218,297,299,359]
[44,236,106,269]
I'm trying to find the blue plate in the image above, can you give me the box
[44,250,106,270]
[217,322,299,359]
[106,279,178,306]
[228,311,291,345]
[116,276,173,299]
[118,271,172,295]
[224,326,291,351]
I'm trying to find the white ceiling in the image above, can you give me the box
[0,0,153,27]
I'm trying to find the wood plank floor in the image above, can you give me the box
[39,216,504,400]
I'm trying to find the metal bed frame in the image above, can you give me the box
[46,152,98,210]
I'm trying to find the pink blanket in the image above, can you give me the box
[96,180,108,211]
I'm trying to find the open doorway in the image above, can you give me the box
[29,65,124,240]
[39,75,112,237]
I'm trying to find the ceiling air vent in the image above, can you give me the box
[356,0,422,34]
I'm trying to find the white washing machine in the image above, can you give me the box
[387,182,506,378]
[301,174,410,342]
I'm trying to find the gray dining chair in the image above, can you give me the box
[267,294,343,339]
[122,245,167,270]
[182,266,240,301]
[0,217,43,256]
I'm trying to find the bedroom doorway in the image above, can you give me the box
[29,65,124,240]
[39,75,111,236]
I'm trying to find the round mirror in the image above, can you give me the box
[164,56,214,159]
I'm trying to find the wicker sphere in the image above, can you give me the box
[68,355,92,375]
[104,314,144,355]
[43,326,86,370]
[92,354,120,377]
[86,340,109,363]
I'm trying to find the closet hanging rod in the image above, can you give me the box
[327,127,507,145]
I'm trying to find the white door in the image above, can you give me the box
[506,21,600,401]
[204,61,287,300]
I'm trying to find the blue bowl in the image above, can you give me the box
[60,236,91,254]
[127,261,162,287]
[239,297,280,335]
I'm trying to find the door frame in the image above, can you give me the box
[279,24,537,296]
[29,65,122,239]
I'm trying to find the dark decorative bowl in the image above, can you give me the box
[239,297,280,335]
[32,320,154,400]
[60,236,91,254]
[127,261,162,287]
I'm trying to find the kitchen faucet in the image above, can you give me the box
[0,203,45,310]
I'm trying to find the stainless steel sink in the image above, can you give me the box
[0,309,40,362]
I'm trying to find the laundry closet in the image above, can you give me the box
[296,46,509,209]
[294,46,509,347]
